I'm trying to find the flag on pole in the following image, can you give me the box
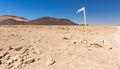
[77,7,85,13]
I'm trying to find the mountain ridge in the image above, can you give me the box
[0,15,78,25]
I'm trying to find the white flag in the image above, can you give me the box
[77,7,85,13]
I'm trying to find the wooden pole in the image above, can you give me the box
[83,7,88,47]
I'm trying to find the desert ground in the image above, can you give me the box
[0,25,120,69]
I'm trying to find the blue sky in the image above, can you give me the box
[0,0,120,24]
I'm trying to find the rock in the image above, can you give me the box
[18,58,23,62]
[20,47,28,54]
[0,60,2,64]
[0,48,3,51]
[24,58,35,64]
[91,43,103,48]
[0,55,2,59]
[73,42,77,44]
[63,37,69,40]
[6,59,14,65]
[5,54,10,60]
[11,55,19,61]
[109,47,112,50]
[3,52,9,57]
[46,58,55,66]
[6,65,13,69]
[14,62,22,68]
[88,49,92,51]
[0,52,9,59]
[14,47,22,51]
[8,47,13,50]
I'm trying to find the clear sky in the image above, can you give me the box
[0,0,120,24]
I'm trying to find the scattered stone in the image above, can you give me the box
[11,55,19,61]
[6,59,14,65]
[88,49,92,51]
[28,31,31,32]
[109,47,112,50]
[20,47,28,54]
[18,58,23,62]
[0,48,2,51]
[11,34,14,36]
[91,43,103,48]
[3,52,9,57]
[16,62,22,68]
[0,60,2,64]
[5,54,10,60]
[7,65,13,69]
[21,39,24,41]
[14,47,22,51]
[37,58,40,61]
[0,56,2,59]
[8,47,13,50]
[63,37,69,40]
[46,58,55,66]
[73,42,77,44]
[24,58,35,64]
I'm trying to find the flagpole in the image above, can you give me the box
[83,7,88,47]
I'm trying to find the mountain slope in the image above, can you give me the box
[0,15,78,25]
[29,17,78,25]
[0,15,29,22]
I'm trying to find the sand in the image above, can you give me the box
[0,25,120,69]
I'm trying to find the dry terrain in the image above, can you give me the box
[0,25,120,69]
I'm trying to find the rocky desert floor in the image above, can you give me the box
[0,25,120,69]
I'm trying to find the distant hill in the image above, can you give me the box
[0,15,78,25]
[0,18,26,25]
[0,15,29,22]
[29,17,78,25]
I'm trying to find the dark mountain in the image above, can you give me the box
[0,15,78,25]
[29,17,78,25]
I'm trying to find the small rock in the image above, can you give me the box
[88,49,92,51]
[20,47,28,54]
[0,55,2,59]
[18,58,23,62]
[63,37,69,40]
[6,59,14,65]
[3,52,9,57]
[24,58,35,64]
[37,58,40,61]
[11,55,19,61]
[28,31,31,32]
[109,47,112,50]
[8,47,13,50]
[92,43,103,48]
[46,58,55,66]
[5,54,10,60]
[15,62,22,68]
[7,65,13,69]
[0,60,2,64]
[73,42,77,44]
[14,47,22,51]
[0,48,2,51]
